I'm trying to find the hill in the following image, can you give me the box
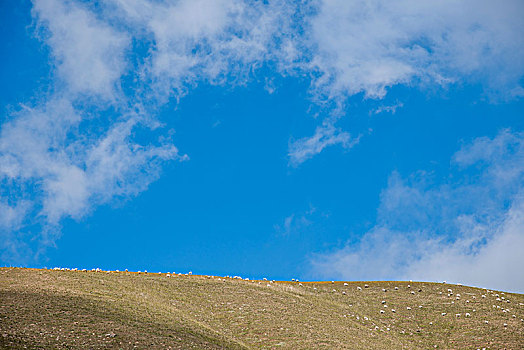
[0,267,522,349]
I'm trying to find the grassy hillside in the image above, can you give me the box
[1,268,522,349]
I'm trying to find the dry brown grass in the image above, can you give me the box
[1,268,523,349]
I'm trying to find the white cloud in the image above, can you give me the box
[310,130,524,292]
[275,205,318,236]
[33,0,130,99]
[308,0,524,100]
[371,101,404,115]
[0,98,184,246]
[288,123,359,166]
[110,0,301,102]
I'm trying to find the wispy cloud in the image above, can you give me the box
[310,130,524,292]
[288,123,360,166]
[275,205,318,237]
[370,101,404,116]
[307,0,524,100]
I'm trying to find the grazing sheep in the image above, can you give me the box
[357,286,362,290]
[380,310,385,314]
[391,309,396,313]
[364,284,369,288]
[344,282,348,286]
[442,313,447,316]
[407,307,411,310]
[381,300,386,304]
[465,313,470,317]
[411,291,416,295]
[394,287,399,290]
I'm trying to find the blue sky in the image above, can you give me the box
[1,0,523,292]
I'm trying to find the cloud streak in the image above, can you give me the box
[310,130,524,292]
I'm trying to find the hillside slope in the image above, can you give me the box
[0,268,522,349]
